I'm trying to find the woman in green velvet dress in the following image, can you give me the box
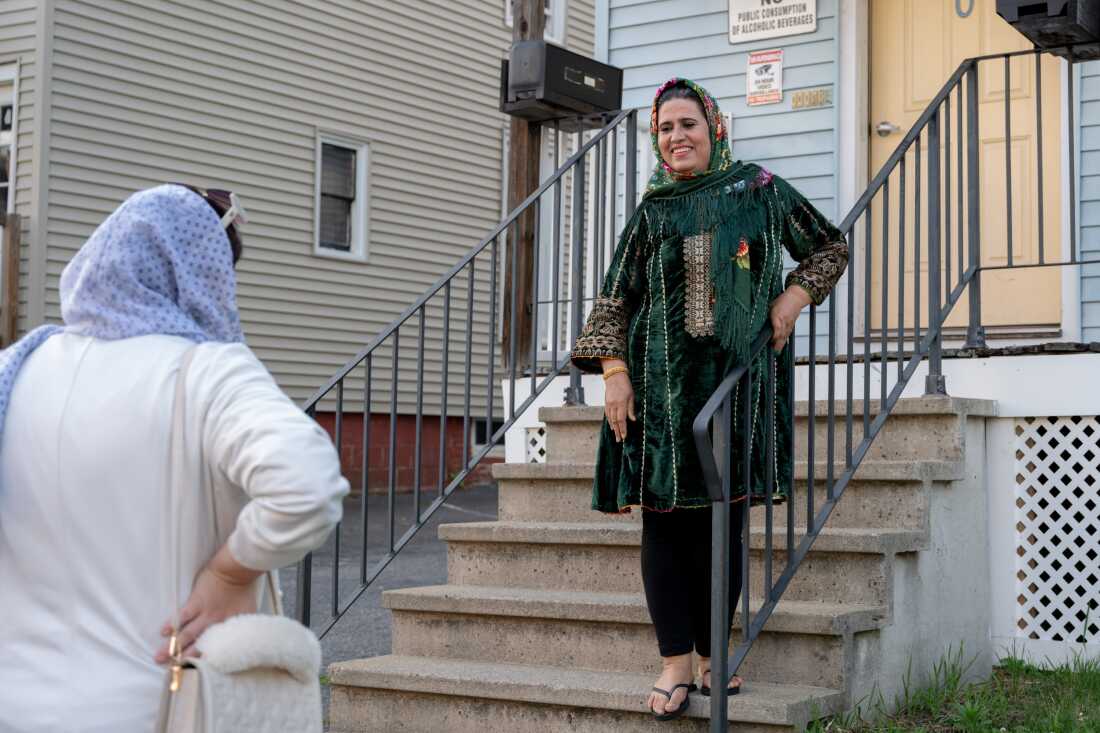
[571,78,848,721]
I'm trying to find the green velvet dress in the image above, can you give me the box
[571,162,847,513]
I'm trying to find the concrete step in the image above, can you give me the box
[492,462,639,524]
[385,584,887,689]
[494,460,954,529]
[441,521,922,605]
[539,405,603,465]
[538,397,994,465]
[328,654,846,732]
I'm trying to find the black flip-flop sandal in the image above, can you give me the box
[700,673,742,697]
[650,682,697,721]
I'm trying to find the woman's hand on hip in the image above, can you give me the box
[155,545,262,664]
[602,363,636,443]
[769,285,813,352]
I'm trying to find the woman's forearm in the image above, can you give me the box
[783,284,813,310]
[208,544,264,586]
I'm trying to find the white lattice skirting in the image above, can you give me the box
[525,426,547,463]
[1014,417,1100,644]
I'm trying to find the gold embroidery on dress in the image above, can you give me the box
[683,233,715,338]
[573,296,629,359]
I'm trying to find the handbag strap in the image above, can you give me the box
[166,347,283,645]
[167,346,200,635]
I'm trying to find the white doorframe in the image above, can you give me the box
[1061,59,1082,343]
[837,0,869,343]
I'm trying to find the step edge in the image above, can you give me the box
[537,398,997,422]
[493,459,965,482]
[539,406,605,423]
[383,584,890,635]
[440,520,929,554]
[328,654,847,725]
[794,396,997,418]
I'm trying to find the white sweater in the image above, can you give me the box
[0,333,349,732]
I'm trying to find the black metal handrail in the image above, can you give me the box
[293,108,639,637]
[696,44,1086,730]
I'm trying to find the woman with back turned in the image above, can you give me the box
[0,184,348,731]
[572,79,848,722]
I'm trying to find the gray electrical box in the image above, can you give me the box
[500,41,623,125]
[996,0,1100,59]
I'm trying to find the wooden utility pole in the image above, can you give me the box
[502,0,544,372]
[1,214,20,347]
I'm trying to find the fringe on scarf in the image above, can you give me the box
[639,166,804,363]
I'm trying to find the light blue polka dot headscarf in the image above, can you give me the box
[0,184,244,445]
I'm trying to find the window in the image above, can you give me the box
[0,117,10,219]
[0,72,15,219]
[504,0,567,45]
[314,133,369,261]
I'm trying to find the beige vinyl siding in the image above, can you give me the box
[40,0,594,415]
[0,0,39,335]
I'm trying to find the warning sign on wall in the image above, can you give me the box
[729,0,817,44]
[747,49,783,106]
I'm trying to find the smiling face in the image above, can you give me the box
[656,97,712,176]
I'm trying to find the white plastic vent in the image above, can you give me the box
[1014,416,1100,643]
[526,426,547,464]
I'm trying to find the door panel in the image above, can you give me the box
[869,0,1062,331]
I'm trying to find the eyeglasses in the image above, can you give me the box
[196,188,249,230]
[175,184,249,230]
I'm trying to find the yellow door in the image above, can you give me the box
[869,0,1062,332]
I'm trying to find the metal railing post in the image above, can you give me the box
[625,110,638,219]
[564,152,588,405]
[709,395,732,733]
[296,552,312,625]
[926,106,947,395]
[965,63,986,348]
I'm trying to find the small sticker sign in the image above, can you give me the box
[747,49,783,107]
[729,0,817,44]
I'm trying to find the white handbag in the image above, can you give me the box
[156,347,324,733]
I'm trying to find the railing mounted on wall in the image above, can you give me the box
[695,44,1088,730]
[291,109,640,637]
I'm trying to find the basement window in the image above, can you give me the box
[314,133,369,261]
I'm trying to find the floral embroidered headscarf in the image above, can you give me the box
[645,78,735,195]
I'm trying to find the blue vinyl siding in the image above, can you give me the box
[1080,61,1100,341]
[608,0,840,354]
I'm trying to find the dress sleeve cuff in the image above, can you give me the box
[785,273,829,306]
[784,239,849,306]
[571,296,630,373]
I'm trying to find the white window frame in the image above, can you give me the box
[313,131,369,262]
[0,62,19,218]
[504,0,567,45]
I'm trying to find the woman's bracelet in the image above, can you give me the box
[602,366,629,381]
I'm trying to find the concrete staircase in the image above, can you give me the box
[328,396,996,732]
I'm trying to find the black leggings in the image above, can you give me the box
[640,503,745,658]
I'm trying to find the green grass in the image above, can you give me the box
[806,646,1100,733]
